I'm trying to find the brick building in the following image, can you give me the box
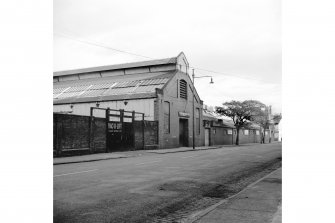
[202,106,270,145]
[53,52,204,151]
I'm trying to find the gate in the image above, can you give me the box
[90,107,145,152]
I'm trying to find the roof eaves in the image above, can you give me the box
[53,57,177,77]
[53,92,157,105]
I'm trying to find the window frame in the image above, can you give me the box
[179,79,187,100]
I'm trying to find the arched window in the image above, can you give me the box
[179,79,187,99]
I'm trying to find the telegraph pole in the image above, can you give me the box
[192,69,195,149]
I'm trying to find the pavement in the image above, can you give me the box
[53,152,130,165]
[188,167,282,223]
[53,145,226,165]
[53,143,277,165]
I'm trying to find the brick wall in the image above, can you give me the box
[236,129,262,144]
[144,121,159,149]
[134,120,158,150]
[211,127,234,145]
[54,113,106,156]
[205,126,263,146]
[134,121,144,150]
[54,114,89,150]
[91,117,106,153]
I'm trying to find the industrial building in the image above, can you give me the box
[53,52,204,153]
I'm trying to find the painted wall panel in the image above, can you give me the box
[59,75,80,82]
[53,98,155,120]
[149,64,176,72]
[101,70,125,77]
[125,67,150,75]
[79,72,101,79]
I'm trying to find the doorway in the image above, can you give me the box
[179,119,189,147]
[205,128,210,146]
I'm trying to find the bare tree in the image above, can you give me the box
[216,100,265,145]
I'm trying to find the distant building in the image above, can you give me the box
[202,104,270,145]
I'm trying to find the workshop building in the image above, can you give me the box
[53,52,204,152]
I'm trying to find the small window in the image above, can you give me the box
[227,129,233,135]
[213,128,216,134]
[265,131,268,135]
[179,79,187,99]
[244,130,249,135]
[256,130,260,135]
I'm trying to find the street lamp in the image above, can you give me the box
[192,69,214,149]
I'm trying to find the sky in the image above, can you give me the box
[54,0,281,113]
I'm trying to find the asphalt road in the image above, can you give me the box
[54,143,282,223]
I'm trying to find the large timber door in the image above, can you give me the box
[179,119,188,147]
[106,109,134,152]
[107,121,123,150]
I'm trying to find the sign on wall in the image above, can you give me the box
[108,122,122,133]
[178,112,190,118]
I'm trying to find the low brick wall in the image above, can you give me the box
[134,120,159,150]
[54,113,159,156]
[54,113,106,156]
[91,117,106,153]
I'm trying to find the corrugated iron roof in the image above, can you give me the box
[53,71,176,104]
[221,119,235,128]
[53,71,173,87]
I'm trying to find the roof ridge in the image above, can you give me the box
[53,56,178,77]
